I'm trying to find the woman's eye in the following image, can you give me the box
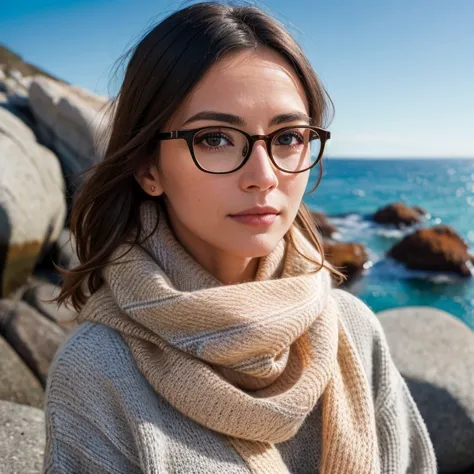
[202,133,230,147]
[277,132,303,146]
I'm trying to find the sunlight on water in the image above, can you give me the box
[304,158,474,328]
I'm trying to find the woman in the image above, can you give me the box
[43,2,436,473]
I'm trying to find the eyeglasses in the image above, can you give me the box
[155,125,330,174]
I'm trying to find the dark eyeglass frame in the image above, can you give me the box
[154,125,331,174]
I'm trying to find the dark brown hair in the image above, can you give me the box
[54,0,346,312]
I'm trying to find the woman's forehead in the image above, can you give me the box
[172,49,309,128]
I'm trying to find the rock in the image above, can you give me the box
[0,100,37,143]
[323,241,368,281]
[387,225,474,277]
[0,106,66,297]
[68,84,109,111]
[310,211,337,238]
[372,202,424,227]
[9,70,23,82]
[412,205,429,217]
[28,75,109,193]
[377,307,474,472]
[4,78,30,108]
[0,334,44,408]
[0,92,38,134]
[22,279,78,333]
[0,299,67,386]
[0,69,33,108]
[0,400,45,473]
[453,466,474,474]
[54,227,79,270]
[33,227,80,287]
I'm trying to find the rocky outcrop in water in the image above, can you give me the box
[323,240,369,281]
[310,211,369,282]
[388,225,474,277]
[372,201,427,227]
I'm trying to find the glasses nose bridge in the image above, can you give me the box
[248,133,273,155]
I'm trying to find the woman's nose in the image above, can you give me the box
[239,140,279,191]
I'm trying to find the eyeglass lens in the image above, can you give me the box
[192,127,321,173]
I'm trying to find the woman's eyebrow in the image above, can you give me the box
[181,110,311,127]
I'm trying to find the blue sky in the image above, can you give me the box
[2,0,473,158]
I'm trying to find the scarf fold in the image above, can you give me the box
[78,200,378,473]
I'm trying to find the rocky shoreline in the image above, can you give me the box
[314,201,474,284]
[1,52,473,473]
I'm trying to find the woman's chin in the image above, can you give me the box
[227,234,283,259]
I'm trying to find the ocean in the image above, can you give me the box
[303,157,474,329]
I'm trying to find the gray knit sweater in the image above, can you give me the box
[42,288,437,473]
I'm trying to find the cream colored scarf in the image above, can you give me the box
[78,200,378,473]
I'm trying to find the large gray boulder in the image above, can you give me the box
[0,107,66,297]
[22,279,78,333]
[0,400,45,473]
[0,299,67,386]
[0,334,44,408]
[377,307,474,472]
[0,67,6,88]
[28,75,109,186]
[54,227,79,270]
[0,90,37,133]
[0,100,36,143]
[0,69,31,108]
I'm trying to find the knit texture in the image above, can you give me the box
[42,200,437,473]
[42,298,437,473]
[75,200,378,473]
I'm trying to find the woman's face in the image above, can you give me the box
[139,47,312,281]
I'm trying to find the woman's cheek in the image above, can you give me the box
[287,175,309,207]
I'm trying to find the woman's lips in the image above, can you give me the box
[229,213,279,227]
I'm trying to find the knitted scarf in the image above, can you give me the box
[78,200,378,473]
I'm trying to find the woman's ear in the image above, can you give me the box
[134,161,164,197]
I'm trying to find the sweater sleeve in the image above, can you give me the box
[42,402,141,474]
[42,327,143,474]
[332,289,438,474]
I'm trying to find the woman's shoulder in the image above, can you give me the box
[49,321,132,379]
[330,287,383,337]
[44,324,160,473]
[45,321,151,409]
[44,323,250,474]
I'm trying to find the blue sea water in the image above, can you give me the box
[303,158,474,329]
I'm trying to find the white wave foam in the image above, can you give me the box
[376,228,405,239]
[371,258,467,283]
[426,274,460,284]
